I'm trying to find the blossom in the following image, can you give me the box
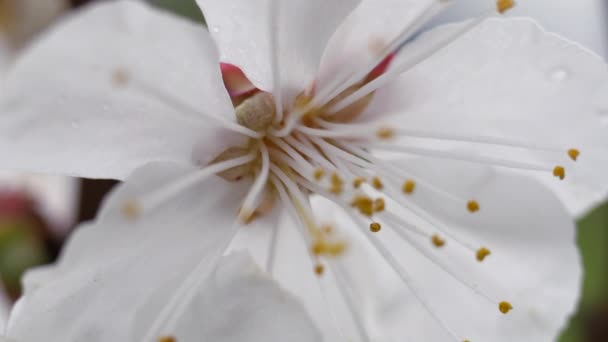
[0,0,607,340]
[0,216,321,341]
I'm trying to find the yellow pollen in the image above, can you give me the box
[376,127,395,140]
[496,0,515,14]
[568,149,580,161]
[158,337,176,342]
[353,177,366,188]
[314,263,325,276]
[322,225,334,234]
[431,234,446,248]
[313,167,325,181]
[467,200,480,213]
[553,166,566,180]
[311,240,347,257]
[476,247,491,262]
[122,200,140,220]
[370,222,382,233]
[499,301,513,314]
[351,195,375,216]
[329,172,344,194]
[372,176,384,190]
[374,198,386,212]
[402,179,416,194]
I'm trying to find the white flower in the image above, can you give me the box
[1,217,321,341]
[0,0,607,340]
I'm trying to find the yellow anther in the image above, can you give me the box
[568,149,580,161]
[496,0,515,14]
[402,179,416,194]
[313,168,325,181]
[314,263,325,276]
[311,240,347,257]
[374,198,386,212]
[370,222,382,233]
[376,127,395,140]
[329,172,344,194]
[122,200,140,220]
[553,166,566,180]
[372,176,384,190]
[353,177,366,188]
[351,195,375,216]
[476,247,491,262]
[159,337,176,342]
[498,301,513,314]
[467,200,480,213]
[322,225,334,234]
[431,234,446,248]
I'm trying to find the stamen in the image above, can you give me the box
[467,200,480,213]
[111,68,129,87]
[376,127,395,140]
[330,172,345,194]
[353,177,366,188]
[496,0,515,14]
[403,179,416,194]
[314,263,325,276]
[239,143,270,222]
[314,167,325,180]
[374,198,386,212]
[351,195,375,216]
[268,0,284,124]
[371,176,384,190]
[121,199,141,220]
[158,337,176,342]
[568,148,580,161]
[498,301,513,314]
[432,234,446,247]
[553,166,566,180]
[476,247,491,262]
[370,222,382,233]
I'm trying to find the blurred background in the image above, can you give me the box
[0,0,606,340]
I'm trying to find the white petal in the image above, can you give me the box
[371,158,580,341]
[5,162,252,341]
[146,252,323,342]
[371,18,608,217]
[317,0,436,91]
[0,0,239,180]
[196,0,359,104]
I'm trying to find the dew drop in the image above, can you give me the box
[211,26,220,33]
[549,67,569,82]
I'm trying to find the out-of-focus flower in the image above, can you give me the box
[0,216,321,341]
[0,0,607,340]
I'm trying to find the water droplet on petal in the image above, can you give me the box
[549,67,569,82]
[211,26,220,33]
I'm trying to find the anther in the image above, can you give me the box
[431,234,446,248]
[402,179,416,194]
[476,247,491,262]
[370,222,382,233]
[553,166,566,180]
[329,172,344,194]
[467,200,480,213]
[568,149,580,161]
[315,263,325,276]
[353,177,366,189]
[374,198,386,212]
[498,301,513,314]
[313,167,325,181]
[159,337,176,342]
[496,0,515,14]
[122,200,140,220]
[376,127,395,140]
[351,196,375,216]
[372,176,384,190]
